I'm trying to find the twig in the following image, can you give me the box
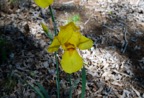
[115,19,129,53]
[84,14,94,25]
[121,25,128,53]
[102,24,117,32]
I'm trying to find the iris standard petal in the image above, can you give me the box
[34,0,53,8]
[61,50,83,73]
[47,36,60,53]
[58,22,80,44]
[78,35,93,50]
[68,31,81,47]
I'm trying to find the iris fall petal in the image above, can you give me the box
[47,37,60,53]
[61,50,83,73]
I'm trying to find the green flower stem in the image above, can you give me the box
[81,67,86,98]
[49,5,57,35]
[69,74,72,98]
[55,52,60,98]
[49,5,60,98]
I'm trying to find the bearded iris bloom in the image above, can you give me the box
[34,0,53,8]
[47,22,93,73]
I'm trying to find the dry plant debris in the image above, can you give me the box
[0,0,144,98]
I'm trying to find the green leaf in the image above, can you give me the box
[73,78,80,89]
[35,82,50,98]
[68,74,80,98]
[72,14,80,23]
[28,83,45,98]
[81,67,86,98]
[68,14,80,24]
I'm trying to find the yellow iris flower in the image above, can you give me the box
[47,22,93,73]
[34,0,53,8]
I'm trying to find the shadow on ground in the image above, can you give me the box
[0,24,59,97]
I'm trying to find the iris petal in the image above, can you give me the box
[34,0,53,8]
[58,22,80,45]
[68,31,81,47]
[61,50,83,73]
[47,36,60,53]
[78,35,93,50]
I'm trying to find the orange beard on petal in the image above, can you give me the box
[67,48,75,56]
[64,43,75,56]
[65,43,74,49]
